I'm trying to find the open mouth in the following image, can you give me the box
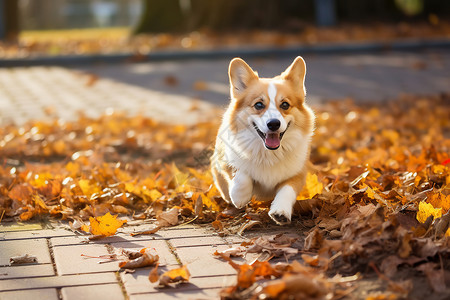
[253,122,290,150]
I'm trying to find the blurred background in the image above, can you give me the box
[0,0,449,125]
[1,0,450,56]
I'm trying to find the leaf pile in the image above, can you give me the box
[0,93,449,298]
[2,20,450,58]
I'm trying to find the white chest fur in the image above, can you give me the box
[222,126,310,190]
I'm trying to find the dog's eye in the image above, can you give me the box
[280,101,290,110]
[254,102,265,110]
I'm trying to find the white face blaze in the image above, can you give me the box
[249,81,288,134]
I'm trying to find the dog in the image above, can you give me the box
[211,56,315,225]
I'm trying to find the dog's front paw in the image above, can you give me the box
[269,185,297,225]
[230,171,253,209]
[230,194,250,209]
[268,207,292,225]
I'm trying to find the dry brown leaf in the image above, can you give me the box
[130,225,161,236]
[213,246,246,258]
[304,228,323,251]
[119,251,159,269]
[9,254,38,265]
[157,207,179,227]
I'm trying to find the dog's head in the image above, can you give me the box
[227,56,313,151]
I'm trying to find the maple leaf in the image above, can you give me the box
[416,202,442,223]
[88,213,126,236]
[297,173,323,200]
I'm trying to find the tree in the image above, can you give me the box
[133,0,183,34]
[0,0,19,42]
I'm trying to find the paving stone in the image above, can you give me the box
[121,267,235,295]
[0,223,43,232]
[173,245,238,277]
[61,283,124,300]
[50,234,160,246]
[156,227,215,239]
[0,273,118,292]
[53,244,119,275]
[0,67,215,126]
[0,239,52,266]
[0,288,59,300]
[0,264,55,279]
[110,239,179,266]
[170,235,228,248]
[129,288,223,300]
[0,229,75,241]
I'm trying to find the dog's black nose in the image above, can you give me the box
[267,119,281,131]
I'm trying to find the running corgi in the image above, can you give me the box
[211,56,315,225]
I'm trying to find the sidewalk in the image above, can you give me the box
[1,48,450,125]
[0,223,249,300]
[0,221,304,300]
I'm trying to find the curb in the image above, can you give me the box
[1,38,450,67]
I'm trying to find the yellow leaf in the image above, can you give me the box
[416,202,442,223]
[81,224,90,233]
[171,163,189,186]
[428,193,450,213]
[366,187,376,199]
[201,193,221,212]
[89,212,126,236]
[78,179,101,198]
[297,173,323,201]
[33,194,49,210]
[445,228,450,237]
[141,188,162,203]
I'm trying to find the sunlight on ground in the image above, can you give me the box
[20,27,131,42]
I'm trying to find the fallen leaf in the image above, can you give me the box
[119,251,159,269]
[9,254,38,265]
[214,246,246,258]
[89,213,126,236]
[149,263,160,283]
[298,173,323,200]
[417,202,442,223]
[157,207,179,227]
[130,225,161,236]
[159,265,190,286]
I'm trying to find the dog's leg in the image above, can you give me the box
[230,171,253,209]
[269,185,297,225]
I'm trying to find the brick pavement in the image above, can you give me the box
[0,223,252,300]
[0,66,216,126]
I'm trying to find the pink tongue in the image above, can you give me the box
[265,133,281,149]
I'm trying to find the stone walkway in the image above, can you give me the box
[1,48,450,126]
[0,222,258,300]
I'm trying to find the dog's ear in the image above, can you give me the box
[229,58,259,98]
[281,56,306,97]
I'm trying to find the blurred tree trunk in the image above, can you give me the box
[0,0,19,42]
[133,0,183,34]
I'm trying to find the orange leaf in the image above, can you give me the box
[149,263,160,283]
[159,265,190,286]
[89,212,126,236]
